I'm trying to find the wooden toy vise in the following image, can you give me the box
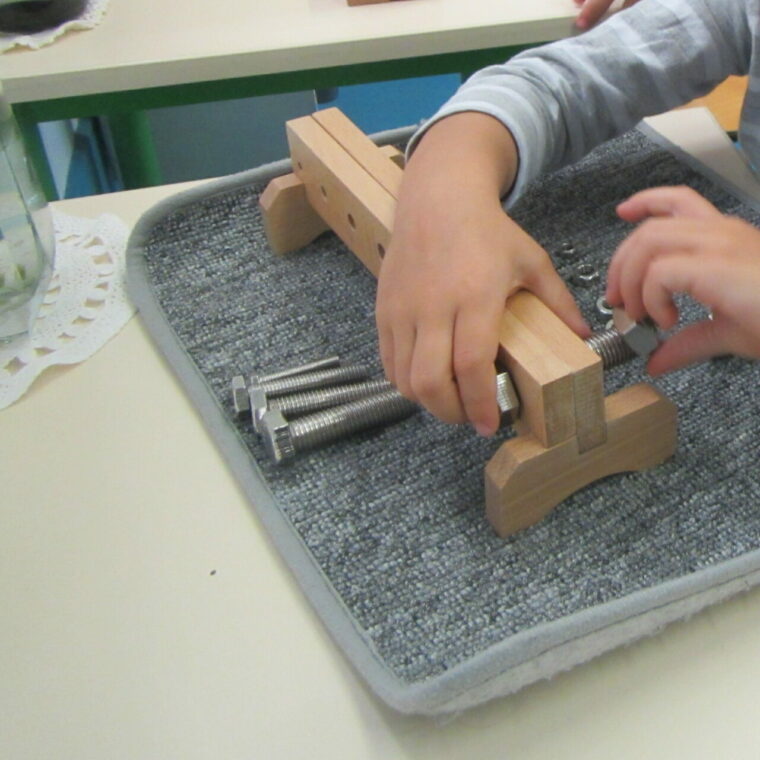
[259,108,677,537]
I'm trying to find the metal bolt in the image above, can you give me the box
[584,327,637,369]
[496,313,661,429]
[252,377,394,432]
[249,355,341,385]
[260,388,418,464]
[496,371,520,425]
[248,363,372,425]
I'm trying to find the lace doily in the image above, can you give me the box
[0,209,134,409]
[0,0,110,53]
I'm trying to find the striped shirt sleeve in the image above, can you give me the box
[408,0,754,204]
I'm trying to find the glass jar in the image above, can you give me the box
[0,82,55,342]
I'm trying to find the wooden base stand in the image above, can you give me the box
[485,384,677,536]
[259,107,678,537]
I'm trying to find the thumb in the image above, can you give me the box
[647,319,728,375]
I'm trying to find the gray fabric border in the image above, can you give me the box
[126,124,760,715]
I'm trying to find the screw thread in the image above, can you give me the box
[289,389,417,451]
[257,363,370,395]
[271,378,393,418]
[250,355,340,385]
[585,328,636,369]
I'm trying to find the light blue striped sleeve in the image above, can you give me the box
[407,0,753,204]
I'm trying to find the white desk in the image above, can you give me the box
[1,0,578,103]
[3,109,760,759]
[1,0,581,194]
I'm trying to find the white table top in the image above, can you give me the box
[3,108,760,759]
[1,0,579,103]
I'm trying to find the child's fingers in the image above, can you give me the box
[451,307,503,436]
[616,186,720,223]
[523,255,591,338]
[409,320,467,425]
[647,320,726,375]
[575,0,614,29]
[609,218,711,320]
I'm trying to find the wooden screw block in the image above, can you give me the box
[259,107,679,537]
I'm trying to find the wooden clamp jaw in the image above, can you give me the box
[259,107,677,537]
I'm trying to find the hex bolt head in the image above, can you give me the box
[260,409,296,464]
[249,386,270,429]
[612,307,659,358]
[231,375,250,417]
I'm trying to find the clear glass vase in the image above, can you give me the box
[0,82,55,342]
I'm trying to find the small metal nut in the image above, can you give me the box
[496,371,520,425]
[557,241,578,259]
[612,307,659,358]
[596,296,613,316]
[571,264,600,287]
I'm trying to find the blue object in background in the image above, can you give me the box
[57,75,462,197]
[316,75,460,133]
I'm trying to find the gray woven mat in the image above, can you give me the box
[127,125,760,714]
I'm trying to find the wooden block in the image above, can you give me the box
[498,290,605,451]
[258,174,330,255]
[485,383,677,537]
[258,145,404,256]
[286,114,397,276]
[312,108,404,197]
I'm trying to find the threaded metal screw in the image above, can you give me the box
[249,355,341,385]
[585,327,637,369]
[260,388,418,464]
[252,363,369,397]
[248,363,372,426]
[253,377,393,432]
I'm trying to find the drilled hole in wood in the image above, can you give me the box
[297,160,303,171]
[347,213,356,229]
[320,185,328,200]
[377,243,385,258]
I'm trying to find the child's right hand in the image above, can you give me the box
[376,113,588,437]
[606,186,760,374]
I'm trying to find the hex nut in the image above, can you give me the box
[496,371,521,426]
[572,264,600,287]
[612,307,659,358]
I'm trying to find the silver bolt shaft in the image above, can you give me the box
[249,355,341,385]
[254,378,394,432]
[253,363,370,396]
[261,389,418,463]
[585,328,636,369]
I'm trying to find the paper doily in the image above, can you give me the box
[0,0,110,53]
[0,209,134,409]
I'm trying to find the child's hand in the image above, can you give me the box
[606,186,760,375]
[376,114,587,437]
[574,0,641,30]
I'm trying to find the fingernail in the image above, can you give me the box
[475,422,495,438]
[575,18,588,29]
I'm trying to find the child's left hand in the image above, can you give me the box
[606,186,760,375]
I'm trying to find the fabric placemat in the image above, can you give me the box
[126,123,760,715]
